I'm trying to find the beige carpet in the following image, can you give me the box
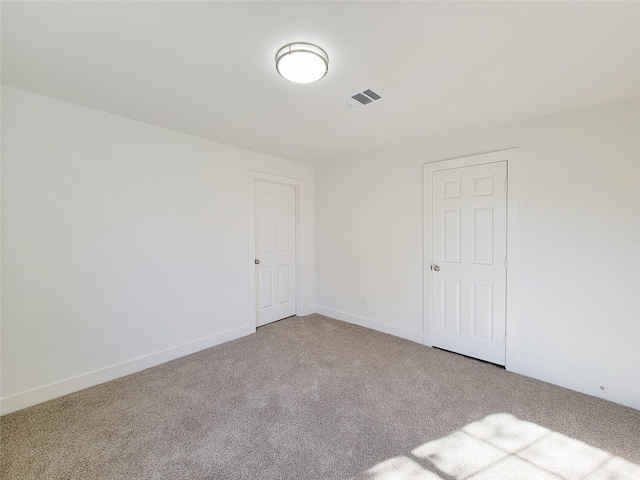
[2,314,639,479]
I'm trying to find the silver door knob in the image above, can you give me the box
[433,265,440,272]
[255,259,260,265]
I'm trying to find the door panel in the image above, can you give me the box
[443,279,461,332]
[259,267,273,309]
[258,213,272,253]
[443,209,461,262]
[473,206,494,264]
[472,282,493,339]
[431,161,507,365]
[256,181,296,326]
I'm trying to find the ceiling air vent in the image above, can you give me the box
[340,88,383,109]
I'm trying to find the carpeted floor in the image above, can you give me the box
[1,314,639,479]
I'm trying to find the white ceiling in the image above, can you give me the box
[2,1,638,164]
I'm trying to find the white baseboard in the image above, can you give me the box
[318,307,639,410]
[0,324,256,416]
[4,317,636,415]
[507,357,640,410]
[300,305,317,316]
[316,306,423,344]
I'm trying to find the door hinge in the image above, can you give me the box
[504,335,507,345]
[505,180,508,191]
[504,257,508,268]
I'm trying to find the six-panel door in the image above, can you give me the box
[256,181,297,326]
[431,161,507,365]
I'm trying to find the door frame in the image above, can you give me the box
[248,171,307,329]
[423,148,520,368]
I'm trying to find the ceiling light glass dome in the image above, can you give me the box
[275,43,329,84]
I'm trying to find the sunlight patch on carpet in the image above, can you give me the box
[356,413,640,480]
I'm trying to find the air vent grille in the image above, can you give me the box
[352,93,373,105]
[339,88,383,109]
[363,89,381,101]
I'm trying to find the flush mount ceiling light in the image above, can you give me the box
[275,42,328,84]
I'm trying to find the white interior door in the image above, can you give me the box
[255,181,296,327]
[430,161,507,365]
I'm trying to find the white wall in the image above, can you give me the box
[1,86,315,414]
[316,97,640,409]
[3,87,638,414]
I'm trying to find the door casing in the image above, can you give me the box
[255,180,297,326]
[423,149,520,369]
[248,171,307,329]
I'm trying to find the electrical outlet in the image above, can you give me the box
[362,297,369,308]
